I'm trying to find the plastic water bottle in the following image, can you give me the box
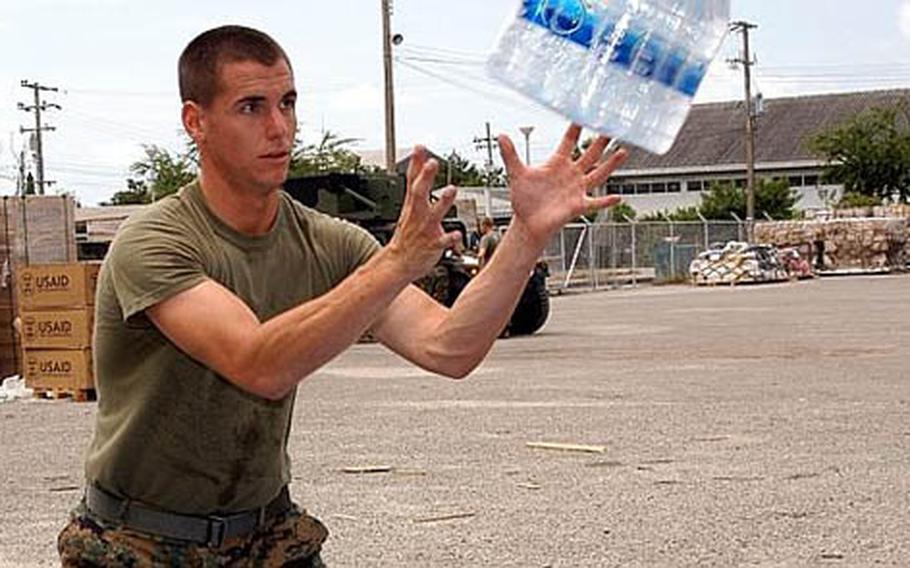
[487,0,730,154]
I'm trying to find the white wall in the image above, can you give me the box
[617,185,845,217]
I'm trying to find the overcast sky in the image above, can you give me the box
[2,0,910,205]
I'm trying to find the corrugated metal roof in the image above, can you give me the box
[617,89,910,172]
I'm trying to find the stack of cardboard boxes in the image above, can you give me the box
[16,263,100,401]
[0,288,17,379]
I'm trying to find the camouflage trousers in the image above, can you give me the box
[58,502,329,567]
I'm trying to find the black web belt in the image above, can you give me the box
[85,484,293,547]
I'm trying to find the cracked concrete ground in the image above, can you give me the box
[1,275,908,567]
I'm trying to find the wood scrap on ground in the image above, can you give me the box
[341,465,393,474]
[412,512,476,524]
[526,441,606,454]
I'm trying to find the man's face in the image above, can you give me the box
[188,59,297,193]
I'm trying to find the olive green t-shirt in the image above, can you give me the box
[86,181,380,515]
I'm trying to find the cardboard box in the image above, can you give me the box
[20,309,93,349]
[23,349,93,391]
[16,262,101,310]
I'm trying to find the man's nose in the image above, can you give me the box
[265,107,290,140]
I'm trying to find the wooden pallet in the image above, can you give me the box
[33,388,96,402]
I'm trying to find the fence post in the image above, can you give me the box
[661,212,676,280]
[624,215,638,288]
[564,224,588,290]
[697,211,709,251]
[670,221,676,279]
[560,228,567,274]
[610,222,618,289]
[589,221,598,290]
[731,212,744,242]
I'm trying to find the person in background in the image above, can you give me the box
[477,216,501,268]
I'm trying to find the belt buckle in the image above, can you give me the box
[206,516,228,548]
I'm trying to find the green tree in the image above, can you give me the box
[836,191,882,209]
[105,179,152,205]
[699,178,800,220]
[641,206,702,222]
[24,172,36,195]
[434,150,489,187]
[118,144,196,203]
[809,105,910,203]
[288,131,375,177]
[609,202,638,222]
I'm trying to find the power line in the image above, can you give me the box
[760,62,910,72]
[64,87,174,98]
[395,58,530,108]
[64,108,168,140]
[54,168,126,178]
[398,42,487,59]
[397,55,485,67]
[757,76,910,85]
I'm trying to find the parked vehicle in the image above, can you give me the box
[283,173,550,335]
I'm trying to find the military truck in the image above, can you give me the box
[283,173,549,336]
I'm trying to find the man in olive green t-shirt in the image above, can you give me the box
[58,25,627,566]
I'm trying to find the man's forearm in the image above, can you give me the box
[240,247,414,399]
[426,221,547,374]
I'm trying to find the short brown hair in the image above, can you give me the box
[481,217,495,229]
[178,25,292,106]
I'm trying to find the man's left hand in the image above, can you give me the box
[498,123,628,248]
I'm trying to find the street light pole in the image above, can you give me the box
[381,0,397,174]
[519,126,534,165]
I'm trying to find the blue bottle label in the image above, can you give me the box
[519,0,707,97]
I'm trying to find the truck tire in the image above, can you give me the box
[508,268,550,335]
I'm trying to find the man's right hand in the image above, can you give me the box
[385,146,462,280]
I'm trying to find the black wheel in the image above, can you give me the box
[446,269,472,307]
[508,268,550,335]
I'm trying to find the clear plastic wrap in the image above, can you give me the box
[487,0,731,154]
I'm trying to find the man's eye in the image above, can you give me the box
[281,99,296,111]
[240,102,259,114]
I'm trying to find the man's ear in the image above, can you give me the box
[182,101,204,145]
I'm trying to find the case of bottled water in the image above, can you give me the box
[487,0,731,154]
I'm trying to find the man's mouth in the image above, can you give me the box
[261,151,290,160]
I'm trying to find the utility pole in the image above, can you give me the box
[473,122,499,217]
[381,0,397,174]
[18,80,61,195]
[729,22,757,242]
[17,149,26,195]
[519,126,535,165]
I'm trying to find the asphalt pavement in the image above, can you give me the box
[1,275,908,567]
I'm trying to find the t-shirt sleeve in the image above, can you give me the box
[339,221,382,277]
[106,216,208,321]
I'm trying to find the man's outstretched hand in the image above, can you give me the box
[386,146,462,280]
[499,124,628,248]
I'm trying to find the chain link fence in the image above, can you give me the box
[542,221,746,291]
